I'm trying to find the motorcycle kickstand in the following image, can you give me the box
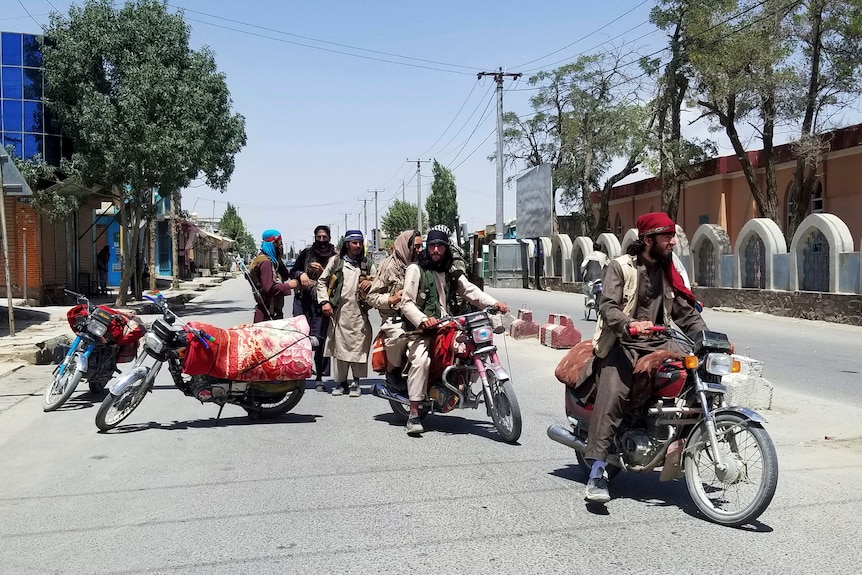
[215,403,225,424]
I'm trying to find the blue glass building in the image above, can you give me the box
[1,31,72,164]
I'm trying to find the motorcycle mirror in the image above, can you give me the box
[493,325,506,335]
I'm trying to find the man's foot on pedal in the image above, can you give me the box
[405,414,424,435]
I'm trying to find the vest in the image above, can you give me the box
[404,267,450,331]
[327,256,373,309]
[591,254,674,358]
[249,254,279,312]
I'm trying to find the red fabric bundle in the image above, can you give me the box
[429,324,459,381]
[182,315,313,382]
[65,304,145,346]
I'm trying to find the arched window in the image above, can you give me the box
[785,181,795,233]
[811,181,823,213]
[614,214,622,238]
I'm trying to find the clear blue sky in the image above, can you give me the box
[7,0,850,252]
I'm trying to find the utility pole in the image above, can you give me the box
[407,158,431,232]
[401,181,405,202]
[368,189,384,250]
[340,213,349,239]
[478,68,521,239]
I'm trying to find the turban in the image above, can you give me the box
[262,229,282,241]
[426,229,450,246]
[636,212,676,238]
[344,229,364,242]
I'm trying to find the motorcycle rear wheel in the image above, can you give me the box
[43,357,83,412]
[245,385,304,419]
[95,370,151,431]
[684,413,778,527]
[389,399,429,422]
[487,377,522,444]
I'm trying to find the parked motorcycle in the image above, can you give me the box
[547,326,778,526]
[43,289,146,412]
[371,307,522,443]
[95,294,315,431]
[582,279,602,320]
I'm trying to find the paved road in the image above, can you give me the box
[1,278,860,574]
[485,286,862,405]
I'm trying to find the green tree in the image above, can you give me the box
[9,151,80,222]
[218,202,256,257]
[502,52,648,236]
[381,200,424,241]
[785,0,862,240]
[425,160,459,232]
[42,0,246,304]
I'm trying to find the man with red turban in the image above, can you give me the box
[583,212,709,503]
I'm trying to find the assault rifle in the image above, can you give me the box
[234,255,272,321]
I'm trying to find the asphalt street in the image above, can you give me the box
[0,278,860,574]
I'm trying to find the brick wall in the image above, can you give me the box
[0,197,43,300]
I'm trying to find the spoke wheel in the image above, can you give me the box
[245,385,305,419]
[486,376,522,443]
[95,371,151,431]
[684,413,778,527]
[43,357,83,412]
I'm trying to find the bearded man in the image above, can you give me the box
[582,212,710,504]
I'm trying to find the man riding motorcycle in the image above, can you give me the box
[400,228,508,435]
[582,212,714,504]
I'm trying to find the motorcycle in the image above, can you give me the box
[582,279,602,320]
[371,307,522,443]
[95,293,315,431]
[43,289,146,412]
[547,326,778,527]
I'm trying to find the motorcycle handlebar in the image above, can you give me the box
[628,325,667,336]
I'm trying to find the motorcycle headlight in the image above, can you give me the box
[471,325,494,344]
[87,319,108,338]
[704,353,734,376]
[144,331,166,354]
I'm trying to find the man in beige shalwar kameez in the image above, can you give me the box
[316,230,376,397]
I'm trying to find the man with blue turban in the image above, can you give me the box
[248,229,297,323]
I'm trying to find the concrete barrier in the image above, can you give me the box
[724,355,774,410]
[539,313,581,349]
[509,308,539,339]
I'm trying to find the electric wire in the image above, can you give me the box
[15,0,42,28]
[512,0,651,70]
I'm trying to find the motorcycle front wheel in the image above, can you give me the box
[486,376,522,444]
[245,385,305,419]
[684,413,778,527]
[43,355,83,412]
[95,369,152,431]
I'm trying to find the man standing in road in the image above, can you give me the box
[400,228,508,435]
[290,225,337,390]
[583,212,709,504]
[316,230,375,397]
[248,230,296,323]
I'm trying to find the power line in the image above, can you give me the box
[15,0,42,28]
[512,0,651,70]
[171,4,486,72]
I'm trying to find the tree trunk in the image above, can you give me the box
[148,202,156,294]
[170,193,179,290]
[788,3,824,242]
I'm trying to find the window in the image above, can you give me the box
[1,33,22,66]
[614,214,622,237]
[22,34,41,68]
[699,214,709,225]
[811,182,823,213]
[2,99,23,132]
[2,66,23,99]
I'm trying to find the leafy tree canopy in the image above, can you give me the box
[425,160,459,232]
[218,202,256,257]
[42,0,247,303]
[381,200,424,241]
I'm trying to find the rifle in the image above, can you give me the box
[234,255,272,321]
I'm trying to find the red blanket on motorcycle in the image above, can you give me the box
[182,316,313,381]
[66,304,146,346]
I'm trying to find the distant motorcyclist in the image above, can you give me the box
[581,243,609,284]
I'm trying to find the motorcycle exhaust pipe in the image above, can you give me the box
[547,423,587,454]
[371,382,410,406]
